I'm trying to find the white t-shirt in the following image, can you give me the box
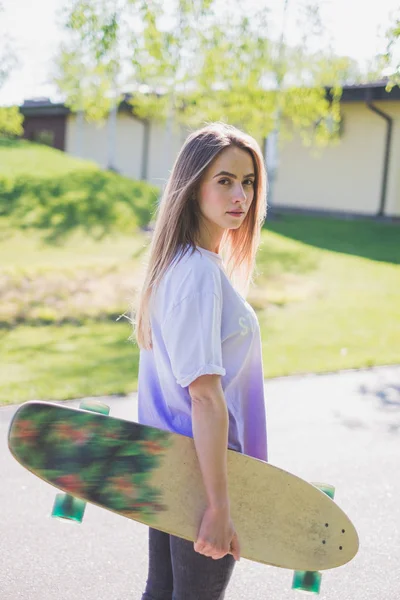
[137,245,268,461]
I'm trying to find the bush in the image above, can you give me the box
[0,107,24,138]
[0,169,159,241]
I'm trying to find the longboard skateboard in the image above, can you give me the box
[8,400,359,594]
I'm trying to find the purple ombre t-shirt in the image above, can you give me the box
[137,245,268,462]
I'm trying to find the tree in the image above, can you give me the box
[127,1,346,150]
[127,0,220,161]
[384,11,400,90]
[53,0,124,167]
[0,2,23,137]
[54,1,350,174]
[127,1,215,117]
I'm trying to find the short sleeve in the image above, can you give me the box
[161,291,226,388]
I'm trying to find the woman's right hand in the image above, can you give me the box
[194,505,241,561]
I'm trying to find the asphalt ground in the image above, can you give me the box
[1,365,399,600]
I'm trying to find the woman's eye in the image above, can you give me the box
[218,178,254,186]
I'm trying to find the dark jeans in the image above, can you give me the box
[141,528,236,600]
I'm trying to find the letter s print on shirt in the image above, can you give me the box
[239,314,256,337]
[239,306,257,336]
[239,316,249,336]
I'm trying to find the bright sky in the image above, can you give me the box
[0,0,399,107]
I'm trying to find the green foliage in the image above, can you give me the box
[0,170,157,241]
[180,12,276,140]
[384,12,400,91]
[54,0,349,147]
[0,3,22,137]
[0,106,23,138]
[54,0,122,122]
[0,138,159,242]
[130,2,344,145]
[0,136,97,177]
[128,0,216,123]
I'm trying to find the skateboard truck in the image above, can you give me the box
[292,483,336,594]
[51,400,110,523]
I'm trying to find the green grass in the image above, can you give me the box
[0,223,148,327]
[2,322,139,405]
[259,251,400,376]
[1,212,399,405]
[258,214,400,376]
[0,137,159,241]
[0,137,98,178]
[0,137,398,403]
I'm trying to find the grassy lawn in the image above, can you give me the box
[0,137,98,178]
[0,138,159,241]
[1,137,398,404]
[2,321,139,405]
[258,214,400,376]
[1,212,399,405]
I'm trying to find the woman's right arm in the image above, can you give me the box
[189,374,241,561]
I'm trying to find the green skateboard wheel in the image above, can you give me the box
[292,570,322,594]
[292,483,335,593]
[311,482,336,499]
[52,493,86,522]
[79,400,110,415]
[51,402,109,523]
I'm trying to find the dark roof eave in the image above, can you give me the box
[328,81,400,103]
[18,82,400,118]
[20,104,71,117]
[19,98,136,118]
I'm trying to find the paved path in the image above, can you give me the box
[1,365,399,599]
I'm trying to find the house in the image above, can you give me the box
[20,82,400,218]
[274,81,400,219]
[20,95,186,186]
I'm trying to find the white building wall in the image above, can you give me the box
[65,112,145,180]
[374,101,400,217]
[63,103,400,217]
[146,121,188,190]
[274,103,389,216]
[65,111,187,191]
[112,113,145,179]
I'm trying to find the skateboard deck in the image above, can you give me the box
[8,401,359,572]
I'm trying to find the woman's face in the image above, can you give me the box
[196,146,256,252]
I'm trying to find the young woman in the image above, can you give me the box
[133,122,268,600]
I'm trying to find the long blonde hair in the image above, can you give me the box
[132,122,268,351]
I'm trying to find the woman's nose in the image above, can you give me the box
[233,183,247,200]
